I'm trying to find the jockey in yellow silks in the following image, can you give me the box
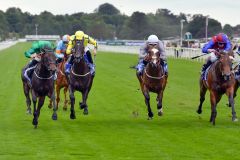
[65,31,98,76]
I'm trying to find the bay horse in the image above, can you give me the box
[67,38,94,119]
[21,48,57,128]
[197,50,238,125]
[48,54,69,110]
[136,47,168,119]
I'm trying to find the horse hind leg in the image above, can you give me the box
[197,80,207,114]
[226,89,238,122]
[50,91,58,121]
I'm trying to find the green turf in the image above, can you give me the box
[0,42,240,159]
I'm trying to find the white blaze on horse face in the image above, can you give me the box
[151,48,159,64]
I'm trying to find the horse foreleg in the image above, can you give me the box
[81,90,89,115]
[197,80,207,114]
[31,91,38,128]
[210,91,221,125]
[69,86,76,119]
[157,91,164,116]
[63,86,68,111]
[143,89,153,119]
[226,88,238,122]
[23,83,31,114]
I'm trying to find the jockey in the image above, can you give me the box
[201,33,232,77]
[136,34,168,76]
[24,41,55,83]
[65,30,97,76]
[55,34,70,61]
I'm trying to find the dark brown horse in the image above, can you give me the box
[48,55,69,110]
[21,49,57,128]
[67,38,94,119]
[136,47,168,119]
[197,51,237,125]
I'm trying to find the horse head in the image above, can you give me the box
[72,38,85,62]
[41,47,57,72]
[218,51,233,81]
[145,47,161,68]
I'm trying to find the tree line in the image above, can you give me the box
[0,3,239,41]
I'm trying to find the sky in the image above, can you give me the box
[1,0,240,26]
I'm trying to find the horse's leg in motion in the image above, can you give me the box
[48,99,53,109]
[197,80,207,114]
[32,90,38,127]
[34,96,45,128]
[63,86,68,111]
[157,91,164,116]
[56,84,61,110]
[51,91,58,120]
[210,91,221,125]
[226,88,238,122]
[143,88,153,119]
[80,89,89,115]
[229,81,239,107]
[23,83,31,114]
[69,86,76,119]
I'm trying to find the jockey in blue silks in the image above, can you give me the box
[201,33,232,78]
[55,34,70,60]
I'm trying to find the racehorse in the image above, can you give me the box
[136,47,168,119]
[21,48,57,128]
[67,38,94,119]
[197,51,237,125]
[48,55,69,110]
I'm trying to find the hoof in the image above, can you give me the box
[83,108,88,115]
[232,117,238,122]
[158,111,163,116]
[70,114,76,119]
[197,109,202,114]
[148,112,153,118]
[48,104,53,109]
[26,109,32,115]
[52,114,58,120]
[32,119,38,126]
[147,117,153,120]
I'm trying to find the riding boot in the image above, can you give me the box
[201,60,212,78]
[161,60,168,76]
[137,59,146,76]
[86,51,95,76]
[24,59,38,83]
[65,55,73,74]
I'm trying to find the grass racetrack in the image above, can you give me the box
[0,42,240,159]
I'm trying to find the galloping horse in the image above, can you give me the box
[67,38,94,119]
[136,47,168,119]
[48,55,69,110]
[21,48,57,128]
[197,51,237,125]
